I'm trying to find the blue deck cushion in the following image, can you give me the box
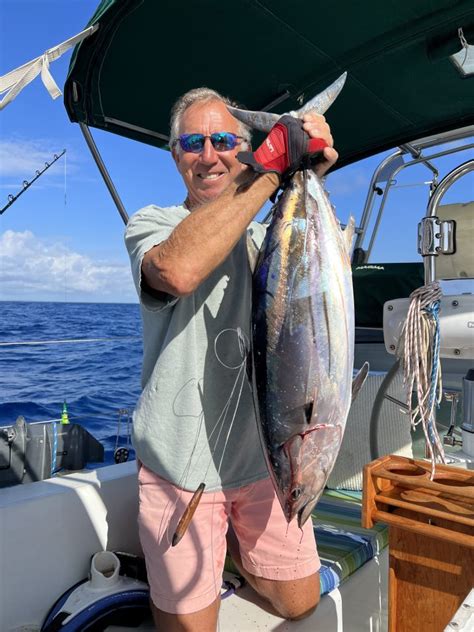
[313,489,388,596]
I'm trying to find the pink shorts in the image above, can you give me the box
[137,463,320,614]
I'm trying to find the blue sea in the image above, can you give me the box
[0,301,143,466]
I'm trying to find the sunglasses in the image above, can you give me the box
[175,132,244,153]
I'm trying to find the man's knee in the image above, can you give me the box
[275,593,320,621]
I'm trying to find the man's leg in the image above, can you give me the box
[228,477,321,621]
[150,598,220,632]
[251,572,320,621]
[137,464,230,632]
[226,522,319,620]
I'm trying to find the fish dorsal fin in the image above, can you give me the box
[227,72,347,132]
[342,215,356,257]
[351,362,370,402]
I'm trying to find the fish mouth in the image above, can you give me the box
[284,493,314,527]
[283,491,317,528]
[297,502,315,528]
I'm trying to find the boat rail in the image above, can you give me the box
[354,126,474,260]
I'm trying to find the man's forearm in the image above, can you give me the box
[142,171,279,296]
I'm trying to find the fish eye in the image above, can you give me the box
[291,487,302,500]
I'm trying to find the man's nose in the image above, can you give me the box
[200,137,218,164]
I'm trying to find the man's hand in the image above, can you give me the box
[237,115,328,179]
[237,113,338,180]
[302,113,338,177]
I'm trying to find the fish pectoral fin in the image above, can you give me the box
[351,362,370,402]
[342,215,356,257]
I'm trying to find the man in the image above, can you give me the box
[125,87,337,632]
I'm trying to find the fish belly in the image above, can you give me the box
[252,171,354,521]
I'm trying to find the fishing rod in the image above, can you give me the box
[0,149,66,215]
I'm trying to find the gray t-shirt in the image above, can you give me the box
[125,204,268,491]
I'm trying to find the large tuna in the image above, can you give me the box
[229,74,368,527]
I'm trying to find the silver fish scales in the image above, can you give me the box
[253,169,356,527]
[229,74,368,527]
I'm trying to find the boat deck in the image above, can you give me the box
[107,549,389,631]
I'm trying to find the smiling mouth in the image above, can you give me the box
[197,173,225,180]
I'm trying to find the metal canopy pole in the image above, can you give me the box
[354,149,405,253]
[357,139,474,260]
[79,123,129,225]
[399,143,438,179]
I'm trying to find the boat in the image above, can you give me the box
[1,1,473,630]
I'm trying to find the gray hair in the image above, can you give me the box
[169,87,252,150]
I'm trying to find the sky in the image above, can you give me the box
[0,1,472,303]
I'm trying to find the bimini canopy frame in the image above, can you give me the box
[64,0,474,222]
[354,125,474,262]
[65,0,474,165]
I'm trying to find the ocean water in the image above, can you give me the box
[0,301,143,465]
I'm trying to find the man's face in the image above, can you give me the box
[172,100,246,209]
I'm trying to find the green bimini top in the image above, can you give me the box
[64,0,474,168]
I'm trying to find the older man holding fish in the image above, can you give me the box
[125,85,338,632]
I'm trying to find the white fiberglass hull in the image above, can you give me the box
[0,462,388,632]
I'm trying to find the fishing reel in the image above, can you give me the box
[114,409,132,463]
[114,447,130,463]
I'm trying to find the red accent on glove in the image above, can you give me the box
[252,121,289,174]
[237,115,328,178]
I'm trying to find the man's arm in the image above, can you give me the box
[143,113,337,298]
[142,170,279,297]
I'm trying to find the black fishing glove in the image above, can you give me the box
[237,115,327,179]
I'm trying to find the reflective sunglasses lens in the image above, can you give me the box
[210,132,237,151]
[180,134,205,153]
[178,133,240,153]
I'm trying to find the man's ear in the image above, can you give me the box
[240,142,251,170]
[171,146,180,165]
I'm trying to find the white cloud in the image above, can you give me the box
[0,230,137,302]
[0,138,77,181]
